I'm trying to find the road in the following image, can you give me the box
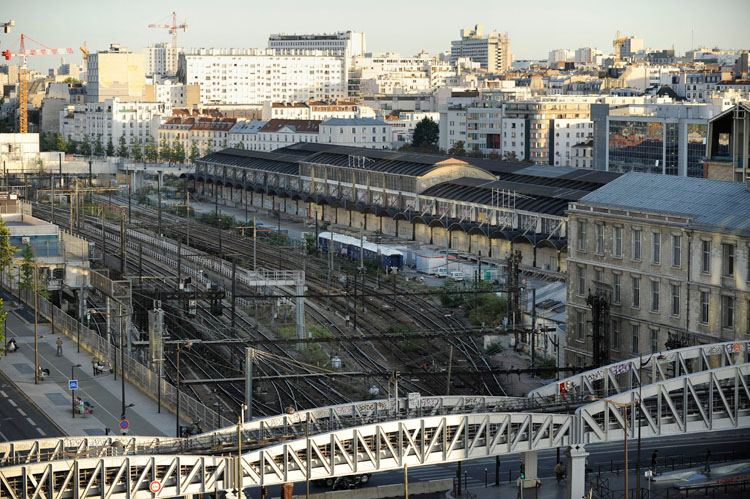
[252,429,750,498]
[0,368,63,441]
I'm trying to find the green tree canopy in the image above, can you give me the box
[19,245,35,291]
[144,136,158,163]
[159,138,172,163]
[172,141,186,163]
[189,141,199,163]
[117,135,128,158]
[79,135,91,156]
[106,136,115,156]
[131,137,143,162]
[0,218,13,353]
[66,137,78,155]
[94,134,105,156]
[447,140,466,156]
[412,117,439,151]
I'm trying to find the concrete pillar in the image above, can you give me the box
[521,450,539,487]
[281,483,293,499]
[566,444,589,499]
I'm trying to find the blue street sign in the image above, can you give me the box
[69,380,78,390]
[120,420,129,430]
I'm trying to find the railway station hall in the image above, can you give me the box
[185,143,621,274]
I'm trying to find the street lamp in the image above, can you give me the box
[636,352,665,492]
[71,364,81,418]
[589,396,638,497]
[237,403,248,497]
[175,340,193,437]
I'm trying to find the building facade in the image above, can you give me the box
[320,118,392,149]
[267,31,366,59]
[87,44,146,103]
[566,173,750,367]
[146,42,178,77]
[178,49,347,106]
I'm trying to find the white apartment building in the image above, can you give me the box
[261,100,360,121]
[450,25,511,73]
[87,44,146,103]
[320,118,392,149]
[388,112,441,146]
[179,49,347,106]
[60,98,167,146]
[352,52,454,95]
[255,120,320,151]
[146,76,199,108]
[617,37,644,59]
[552,119,593,167]
[146,42,178,77]
[548,49,574,63]
[227,120,267,150]
[440,105,468,152]
[268,31,366,59]
[501,118,526,160]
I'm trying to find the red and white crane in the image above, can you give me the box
[2,34,74,133]
[148,11,187,76]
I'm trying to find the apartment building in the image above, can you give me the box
[227,120,268,150]
[145,76,200,108]
[268,31,366,59]
[146,42,178,77]
[87,44,146,103]
[566,173,750,367]
[351,52,454,96]
[319,118,392,149]
[178,48,347,106]
[261,100,359,121]
[254,119,320,152]
[552,119,594,167]
[60,98,166,146]
[450,25,511,73]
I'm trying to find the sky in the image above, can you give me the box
[5,0,749,71]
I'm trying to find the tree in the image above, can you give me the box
[94,134,105,156]
[54,133,67,153]
[106,136,115,156]
[79,135,91,156]
[0,218,13,352]
[131,137,143,162]
[172,141,186,163]
[189,141,199,163]
[235,141,245,149]
[144,136,158,163]
[159,138,172,163]
[447,141,466,156]
[503,151,520,162]
[19,245,35,291]
[117,135,128,158]
[67,138,78,155]
[204,147,214,157]
[63,77,80,84]
[412,117,439,151]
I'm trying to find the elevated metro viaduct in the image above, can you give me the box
[184,144,621,274]
[1,341,748,499]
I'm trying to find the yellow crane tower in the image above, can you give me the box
[613,31,629,63]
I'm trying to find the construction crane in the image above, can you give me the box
[613,31,629,63]
[1,20,14,33]
[80,41,89,64]
[2,34,73,133]
[148,12,187,76]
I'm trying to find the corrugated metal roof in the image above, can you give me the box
[200,149,300,175]
[579,173,750,235]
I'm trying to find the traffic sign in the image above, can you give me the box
[68,380,78,390]
[149,481,161,493]
[120,419,129,430]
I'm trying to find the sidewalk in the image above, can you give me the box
[0,297,189,438]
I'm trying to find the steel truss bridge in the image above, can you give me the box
[1,341,748,499]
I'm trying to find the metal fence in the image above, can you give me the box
[6,275,231,431]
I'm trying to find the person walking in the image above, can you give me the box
[554,461,564,483]
[92,358,98,376]
[651,449,659,475]
[56,337,63,357]
[704,449,711,473]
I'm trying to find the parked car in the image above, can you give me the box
[313,474,371,490]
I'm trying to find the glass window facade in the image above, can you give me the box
[609,120,664,174]
[687,123,707,178]
[665,123,679,176]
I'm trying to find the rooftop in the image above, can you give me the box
[260,119,321,133]
[321,118,388,126]
[577,173,750,235]
[199,149,300,176]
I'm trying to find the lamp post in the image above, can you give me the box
[590,397,638,498]
[71,364,81,418]
[175,340,193,437]
[237,403,248,497]
[636,352,665,492]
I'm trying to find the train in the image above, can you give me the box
[318,231,404,271]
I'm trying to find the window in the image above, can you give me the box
[613,273,621,303]
[722,243,735,277]
[632,276,640,308]
[652,232,660,264]
[632,229,641,260]
[612,319,621,350]
[702,240,711,273]
[631,324,640,354]
[700,291,710,324]
[722,295,735,329]
[613,226,622,258]
[577,221,587,251]
[672,235,681,267]
[650,329,659,353]
[595,224,604,254]
[671,284,680,317]
[651,280,660,312]
[576,310,585,341]
[577,265,585,296]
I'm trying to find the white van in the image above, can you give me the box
[450,271,464,281]
[435,267,448,277]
